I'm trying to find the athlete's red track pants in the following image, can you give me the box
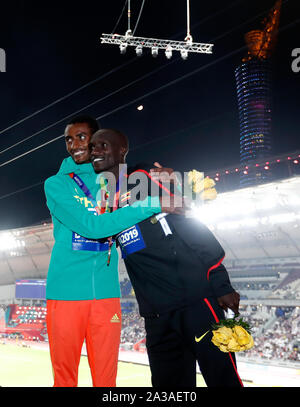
[46,298,121,387]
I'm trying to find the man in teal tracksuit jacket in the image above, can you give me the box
[45,156,161,301]
[44,115,173,387]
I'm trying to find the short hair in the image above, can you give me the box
[110,128,129,152]
[67,115,100,134]
[92,128,129,152]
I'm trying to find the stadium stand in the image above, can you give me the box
[241,306,300,362]
[1,304,47,341]
[0,176,300,367]
[120,278,133,297]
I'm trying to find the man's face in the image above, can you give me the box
[65,123,93,164]
[90,132,124,174]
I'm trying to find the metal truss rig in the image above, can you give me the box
[100,33,214,59]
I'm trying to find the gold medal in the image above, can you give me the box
[150,216,158,224]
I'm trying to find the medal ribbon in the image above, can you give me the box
[69,172,112,264]
[69,170,125,265]
[69,172,106,214]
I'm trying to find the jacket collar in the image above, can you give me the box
[57,156,94,176]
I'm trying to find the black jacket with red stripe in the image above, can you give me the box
[116,163,235,317]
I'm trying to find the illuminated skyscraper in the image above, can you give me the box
[234,1,282,187]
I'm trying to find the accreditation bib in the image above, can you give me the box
[116,225,146,258]
[72,232,110,252]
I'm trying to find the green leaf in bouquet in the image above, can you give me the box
[212,315,252,334]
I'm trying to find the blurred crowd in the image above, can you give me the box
[121,312,145,344]
[1,277,299,364]
[242,306,300,362]
[119,305,300,363]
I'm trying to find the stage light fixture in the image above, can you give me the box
[165,46,173,59]
[151,46,158,57]
[119,43,127,54]
[180,49,188,60]
[135,45,143,57]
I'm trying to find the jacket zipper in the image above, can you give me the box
[92,256,97,299]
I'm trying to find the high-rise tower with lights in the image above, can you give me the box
[234,0,282,187]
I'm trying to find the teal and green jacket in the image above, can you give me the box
[44,157,161,300]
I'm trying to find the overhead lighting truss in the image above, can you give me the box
[100,33,214,59]
[100,0,214,60]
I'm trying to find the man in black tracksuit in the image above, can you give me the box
[90,129,243,387]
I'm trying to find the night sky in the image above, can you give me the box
[0,0,299,230]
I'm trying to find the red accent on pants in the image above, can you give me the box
[46,298,121,387]
[203,298,244,387]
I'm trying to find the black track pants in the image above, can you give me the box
[144,297,243,387]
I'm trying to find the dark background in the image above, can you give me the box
[0,0,299,229]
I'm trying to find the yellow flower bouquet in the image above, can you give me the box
[211,317,254,353]
[195,316,254,353]
[187,170,217,201]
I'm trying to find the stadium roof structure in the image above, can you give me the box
[0,223,53,286]
[1,176,300,286]
[192,175,300,268]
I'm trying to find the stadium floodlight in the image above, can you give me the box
[190,177,300,233]
[268,213,298,224]
[217,221,240,231]
[0,233,25,251]
[292,197,300,206]
[193,210,300,230]
[239,217,259,227]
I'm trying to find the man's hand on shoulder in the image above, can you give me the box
[150,162,176,183]
[150,162,187,215]
[159,194,187,216]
